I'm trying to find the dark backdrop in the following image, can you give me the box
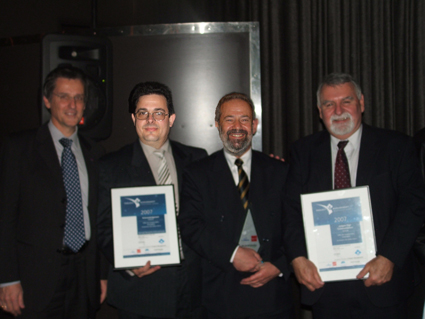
[0,1,424,319]
[1,0,424,158]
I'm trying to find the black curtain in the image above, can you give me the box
[205,0,425,158]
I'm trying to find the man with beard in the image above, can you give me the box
[284,73,425,318]
[179,92,294,319]
[97,81,207,319]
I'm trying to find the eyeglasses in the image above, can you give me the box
[52,93,85,104]
[134,110,169,121]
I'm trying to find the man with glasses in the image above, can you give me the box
[97,81,207,319]
[0,66,106,318]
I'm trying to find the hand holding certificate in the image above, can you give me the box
[300,186,377,282]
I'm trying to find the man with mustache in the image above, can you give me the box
[97,82,207,319]
[179,92,293,318]
[284,73,425,318]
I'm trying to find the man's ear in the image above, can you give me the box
[43,96,51,110]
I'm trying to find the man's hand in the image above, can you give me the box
[0,283,25,316]
[292,256,324,291]
[240,262,280,288]
[357,255,394,287]
[100,280,107,304]
[132,261,161,278]
[269,154,285,162]
[233,247,262,272]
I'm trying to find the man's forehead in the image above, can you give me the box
[54,77,84,91]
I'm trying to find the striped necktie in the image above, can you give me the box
[235,158,249,210]
[154,150,172,185]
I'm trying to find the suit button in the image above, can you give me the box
[220,215,225,222]
[262,238,270,242]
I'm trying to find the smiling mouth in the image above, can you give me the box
[228,129,247,139]
[332,114,351,122]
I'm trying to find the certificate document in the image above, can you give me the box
[111,185,180,269]
[301,186,376,282]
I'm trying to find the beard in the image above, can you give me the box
[329,112,355,136]
[219,127,253,157]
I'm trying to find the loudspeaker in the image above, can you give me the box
[42,34,113,141]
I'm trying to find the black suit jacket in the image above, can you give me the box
[178,150,292,318]
[97,139,207,318]
[0,123,103,313]
[284,124,425,307]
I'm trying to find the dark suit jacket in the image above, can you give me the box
[97,139,207,318]
[284,124,425,307]
[0,123,103,313]
[178,150,293,318]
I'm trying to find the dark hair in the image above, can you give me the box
[215,92,256,122]
[128,82,175,115]
[316,73,362,106]
[43,65,88,100]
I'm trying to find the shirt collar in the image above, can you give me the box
[48,120,79,147]
[330,124,362,151]
[140,139,171,156]
[223,147,252,168]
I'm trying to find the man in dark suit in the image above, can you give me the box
[179,92,293,319]
[284,73,425,318]
[0,66,106,318]
[97,82,207,319]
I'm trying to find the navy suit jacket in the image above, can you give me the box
[284,124,425,306]
[0,123,103,313]
[179,150,292,318]
[97,139,207,318]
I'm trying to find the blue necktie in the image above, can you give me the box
[60,138,85,252]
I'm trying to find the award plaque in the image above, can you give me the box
[301,186,376,282]
[111,185,180,269]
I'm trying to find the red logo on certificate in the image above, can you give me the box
[332,261,337,266]
[251,235,258,242]
[137,249,141,253]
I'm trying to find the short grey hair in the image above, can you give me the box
[316,73,362,106]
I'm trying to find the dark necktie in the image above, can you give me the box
[235,158,250,210]
[60,138,85,252]
[334,141,351,189]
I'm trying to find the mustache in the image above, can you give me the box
[227,129,248,137]
[142,124,159,129]
[331,113,352,121]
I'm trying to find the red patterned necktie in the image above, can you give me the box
[334,141,351,189]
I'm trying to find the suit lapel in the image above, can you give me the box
[212,151,247,242]
[170,141,187,191]
[356,124,379,186]
[130,140,157,185]
[35,125,65,195]
[311,131,333,192]
[249,151,272,241]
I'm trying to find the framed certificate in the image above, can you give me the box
[111,185,180,269]
[301,186,376,282]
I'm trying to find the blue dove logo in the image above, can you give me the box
[317,203,334,215]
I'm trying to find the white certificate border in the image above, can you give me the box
[301,186,376,282]
[111,185,180,269]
